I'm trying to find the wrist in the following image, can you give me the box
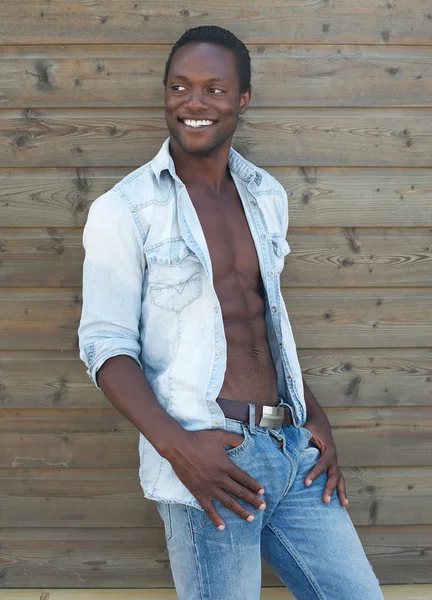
[155,426,191,461]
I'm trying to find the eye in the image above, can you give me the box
[209,88,224,94]
[171,85,187,91]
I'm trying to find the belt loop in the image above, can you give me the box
[248,403,256,434]
[278,398,296,427]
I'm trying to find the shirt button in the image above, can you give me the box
[288,376,292,381]
[214,307,219,314]
[215,420,222,426]
[251,200,257,206]
[211,384,217,390]
[279,343,283,348]
[216,349,223,355]
[271,306,277,313]
[261,233,266,240]
[269,271,274,277]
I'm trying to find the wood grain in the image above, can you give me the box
[1,0,432,45]
[299,348,432,408]
[1,227,431,287]
[2,349,431,409]
[282,288,432,349]
[0,406,430,468]
[1,167,431,228]
[2,108,432,167]
[2,288,432,350]
[1,465,431,527]
[1,44,432,108]
[1,587,431,600]
[1,0,431,591]
[0,526,430,586]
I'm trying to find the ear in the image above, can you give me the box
[239,87,252,115]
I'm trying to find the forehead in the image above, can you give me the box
[168,42,238,82]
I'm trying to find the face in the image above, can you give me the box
[164,42,251,156]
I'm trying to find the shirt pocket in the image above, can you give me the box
[271,234,291,274]
[145,238,203,312]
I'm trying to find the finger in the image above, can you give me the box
[213,489,257,522]
[304,455,331,487]
[322,465,339,504]
[199,497,226,531]
[229,463,265,496]
[337,472,349,507]
[223,478,266,511]
[224,431,245,449]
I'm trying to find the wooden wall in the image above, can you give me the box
[1,0,431,589]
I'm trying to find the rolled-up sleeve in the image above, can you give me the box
[78,189,145,390]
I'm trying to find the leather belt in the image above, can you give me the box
[216,397,293,428]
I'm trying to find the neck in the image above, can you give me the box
[169,137,232,194]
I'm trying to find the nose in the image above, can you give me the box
[184,88,209,111]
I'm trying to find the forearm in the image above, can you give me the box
[97,354,189,458]
[303,377,330,426]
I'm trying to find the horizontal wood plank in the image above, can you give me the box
[282,288,432,349]
[2,288,432,350]
[0,526,430,586]
[2,108,432,167]
[2,349,431,409]
[0,586,431,600]
[0,407,430,467]
[1,167,431,228]
[1,0,432,45]
[1,466,431,527]
[1,227,431,287]
[299,349,432,407]
[283,227,432,287]
[1,44,432,108]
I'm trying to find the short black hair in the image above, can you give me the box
[163,25,251,93]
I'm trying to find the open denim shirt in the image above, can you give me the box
[78,137,307,508]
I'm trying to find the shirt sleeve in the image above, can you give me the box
[78,189,145,390]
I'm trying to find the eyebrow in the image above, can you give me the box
[169,75,228,84]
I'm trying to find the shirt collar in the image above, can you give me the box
[151,136,262,186]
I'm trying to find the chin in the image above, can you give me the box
[169,126,231,157]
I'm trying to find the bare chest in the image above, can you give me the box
[187,186,260,282]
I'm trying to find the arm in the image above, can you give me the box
[302,377,349,507]
[78,190,265,528]
[303,377,331,426]
[278,182,349,507]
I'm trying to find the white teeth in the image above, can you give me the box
[183,119,214,128]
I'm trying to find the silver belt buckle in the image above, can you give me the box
[258,405,285,428]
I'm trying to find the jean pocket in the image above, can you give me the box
[225,423,250,457]
[186,504,208,534]
[300,425,313,442]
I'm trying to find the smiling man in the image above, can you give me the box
[78,26,384,600]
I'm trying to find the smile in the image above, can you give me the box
[180,119,216,129]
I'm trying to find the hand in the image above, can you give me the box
[166,429,266,530]
[303,415,349,508]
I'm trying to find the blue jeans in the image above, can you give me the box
[156,413,384,600]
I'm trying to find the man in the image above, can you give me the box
[78,25,383,600]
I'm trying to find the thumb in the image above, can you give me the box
[223,430,245,449]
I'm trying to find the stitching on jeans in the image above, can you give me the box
[267,523,327,600]
[186,507,209,599]
[280,450,297,498]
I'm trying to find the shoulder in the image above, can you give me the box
[112,161,165,210]
[255,166,286,198]
[231,148,286,197]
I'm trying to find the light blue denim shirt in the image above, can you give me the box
[78,137,307,509]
